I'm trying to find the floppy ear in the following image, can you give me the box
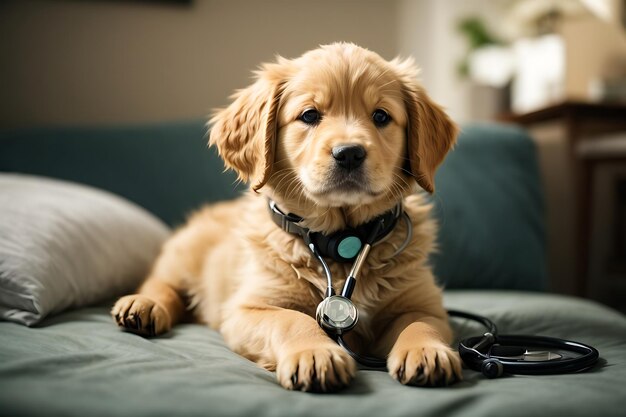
[393,58,458,193]
[208,71,282,191]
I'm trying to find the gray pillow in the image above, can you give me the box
[0,174,170,326]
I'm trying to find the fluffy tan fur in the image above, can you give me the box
[112,43,461,392]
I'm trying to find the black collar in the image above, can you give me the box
[268,200,402,263]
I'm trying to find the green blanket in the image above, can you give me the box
[1,291,624,417]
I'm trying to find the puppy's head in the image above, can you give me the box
[210,43,457,209]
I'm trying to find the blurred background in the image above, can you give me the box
[1,0,625,310]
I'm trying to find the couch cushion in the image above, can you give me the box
[0,291,622,417]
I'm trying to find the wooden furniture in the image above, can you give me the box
[500,100,626,304]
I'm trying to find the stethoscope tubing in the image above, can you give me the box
[458,333,600,375]
[336,310,600,376]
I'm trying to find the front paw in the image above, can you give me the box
[276,343,356,392]
[388,342,462,387]
[111,294,171,337]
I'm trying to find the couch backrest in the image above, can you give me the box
[0,121,245,228]
[432,123,546,291]
[0,121,546,291]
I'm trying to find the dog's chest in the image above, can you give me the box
[288,248,406,313]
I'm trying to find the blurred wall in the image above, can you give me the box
[0,0,399,128]
[0,0,507,128]
[560,15,626,99]
[397,0,511,123]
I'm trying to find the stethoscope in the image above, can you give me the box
[308,214,600,378]
[449,310,600,378]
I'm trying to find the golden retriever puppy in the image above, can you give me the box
[112,42,461,392]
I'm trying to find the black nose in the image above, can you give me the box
[332,145,366,171]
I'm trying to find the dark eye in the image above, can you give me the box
[372,109,391,127]
[299,109,321,125]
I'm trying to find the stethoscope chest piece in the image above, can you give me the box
[316,295,358,335]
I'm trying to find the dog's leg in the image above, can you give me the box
[111,217,215,336]
[220,305,356,392]
[112,203,241,336]
[375,311,462,386]
[111,277,185,337]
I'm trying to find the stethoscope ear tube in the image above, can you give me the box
[457,333,600,378]
[336,312,600,377]
[323,301,600,377]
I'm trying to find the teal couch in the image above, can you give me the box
[1,121,625,417]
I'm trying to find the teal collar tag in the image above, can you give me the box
[337,236,362,259]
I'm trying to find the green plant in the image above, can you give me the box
[457,17,503,77]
